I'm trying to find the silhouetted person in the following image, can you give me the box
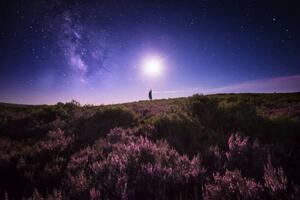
[148,89,152,101]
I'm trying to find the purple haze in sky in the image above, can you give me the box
[0,1,300,104]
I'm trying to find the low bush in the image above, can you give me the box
[70,106,138,143]
[149,111,222,155]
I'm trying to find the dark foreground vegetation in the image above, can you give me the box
[0,93,300,199]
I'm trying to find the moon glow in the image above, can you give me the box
[142,56,164,78]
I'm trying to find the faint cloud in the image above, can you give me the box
[154,75,300,98]
[204,75,300,94]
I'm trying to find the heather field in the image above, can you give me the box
[0,93,300,200]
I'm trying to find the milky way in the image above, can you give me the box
[0,0,300,104]
[49,1,109,82]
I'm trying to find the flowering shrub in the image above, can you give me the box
[264,156,288,198]
[226,133,266,179]
[204,170,263,200]
[26,188,63,200]
[89,187,101,200]
[66,127,205,199]
[16,130,73,199]
[38,129,74,153]
[0,94,299,199]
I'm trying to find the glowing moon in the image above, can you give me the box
[142,56,164,78]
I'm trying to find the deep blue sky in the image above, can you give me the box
[1,0,300,104]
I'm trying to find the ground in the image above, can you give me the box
[0,93,299,199]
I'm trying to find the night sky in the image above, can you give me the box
[1,0,300,104]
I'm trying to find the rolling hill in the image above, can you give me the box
[0,93,299,199]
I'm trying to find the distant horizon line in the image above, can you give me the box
[1,91,299,106]
[1,74,300,105]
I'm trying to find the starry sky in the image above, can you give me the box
[1,0,300,104]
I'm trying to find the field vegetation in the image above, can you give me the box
[0,93,299,199]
